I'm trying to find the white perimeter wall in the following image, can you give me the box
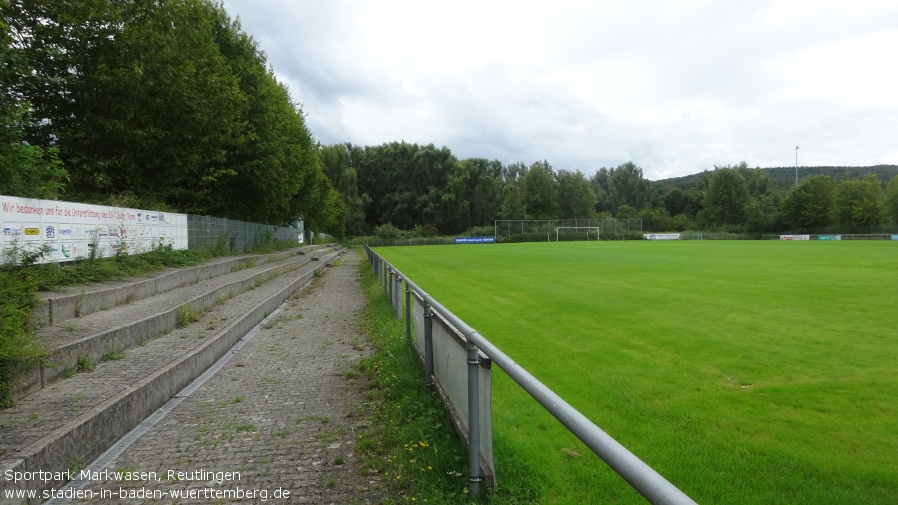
[1,195,187,264]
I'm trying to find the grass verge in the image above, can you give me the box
[356,253,539,504]
[356,257,470,503]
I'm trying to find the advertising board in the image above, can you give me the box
[454,236,495,244]
[1,195,187,264]
[644,233,681,240]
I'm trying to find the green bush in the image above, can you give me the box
[0,266,45,407]
[460,225,495,237]
[374,223,401,240]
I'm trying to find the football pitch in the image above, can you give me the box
[375,240,898,505]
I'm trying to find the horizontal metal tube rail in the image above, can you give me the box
[363,245,697,505]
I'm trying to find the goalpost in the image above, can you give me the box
[555,226,600,241]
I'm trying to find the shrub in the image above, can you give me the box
[374,223,401,240]
[460,225,495,237]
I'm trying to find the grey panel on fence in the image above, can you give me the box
[413,297,424,359]
[430,313,495,485]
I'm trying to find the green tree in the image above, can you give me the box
[298,168,349,237]
[833,174,885,227]
[608,162,651,211]
[637,206,677,232]
[499,162,527,220]
[886,175,898,224]
[0,2,67,198]
[356,142,456,231]
[556,169,597,221]
[616,204,638,219]
[210,9,322,225]
[701,167,750,228]
[442,158,503,233]
[588,167,613,214]
[734,162,773,199]
[6,0,248,209]
[521,160,557,219]
[318,144,369,235]
[779,174,838,231]
[661,187,689,216]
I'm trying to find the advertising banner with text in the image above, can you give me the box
[1,195,187,264]
[454,236,496,244]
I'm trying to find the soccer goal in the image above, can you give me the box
[555,226,600,241]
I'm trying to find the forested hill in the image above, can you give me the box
[656,165,898,189]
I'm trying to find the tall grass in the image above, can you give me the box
[355,258,474,504]
[377,241,898,505]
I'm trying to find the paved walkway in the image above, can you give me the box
[74,250,384,504]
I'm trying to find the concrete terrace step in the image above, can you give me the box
[31,244,332,327]
[0,246,346,502]
[11,246,339,401]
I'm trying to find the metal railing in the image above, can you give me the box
[363,244,698,504]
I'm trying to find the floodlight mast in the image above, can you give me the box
[795,145,799,186]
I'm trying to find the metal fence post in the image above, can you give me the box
[405,283,412,346]
[423,304,434,388]
[388,269,394,305]
[393,272,402,320]
[467,339,482,498]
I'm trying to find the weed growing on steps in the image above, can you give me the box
[178,304,202,327]
[76,355,95,372]
[0,242,208,407]
[101,348,125,362]
[0,237,300,407]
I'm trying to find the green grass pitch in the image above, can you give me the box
[375,240,898,505]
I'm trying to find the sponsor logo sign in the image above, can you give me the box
[644,233,681,240]
[454,236,496,244]
[1,195,187,264]
[780,235,810,241]
[818,235,841,241]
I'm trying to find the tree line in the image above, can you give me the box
[1,0,345,233]
[321,142,898,236]
[3,0,896,239]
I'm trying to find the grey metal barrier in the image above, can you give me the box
[363,244,698,505]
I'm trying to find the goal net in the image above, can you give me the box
[555,226,600,241]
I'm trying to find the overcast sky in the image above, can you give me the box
[219,0,898,180]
